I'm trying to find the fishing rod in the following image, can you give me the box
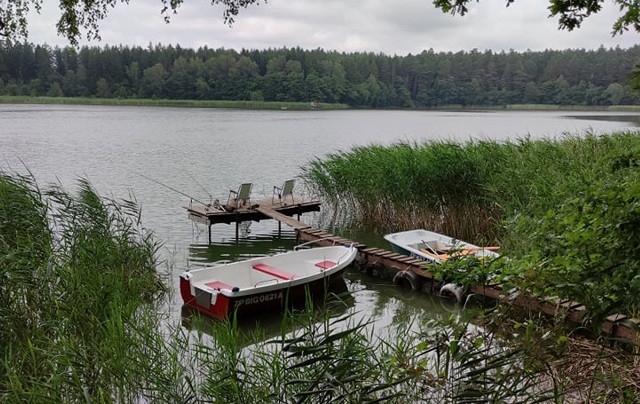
[184,169,213,203]
[136,172,209,206]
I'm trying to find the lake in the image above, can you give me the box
[2,104,638,331]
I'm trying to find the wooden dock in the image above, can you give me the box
[186,196,320,241]
[293,227,639,342]
[186,198,639,342]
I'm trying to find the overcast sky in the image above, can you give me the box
[25,0,640,55]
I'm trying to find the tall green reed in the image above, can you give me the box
[301,140,500,243]
[182,294,560,402]
[0,172,168,402]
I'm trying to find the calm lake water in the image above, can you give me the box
[2,104,639,333]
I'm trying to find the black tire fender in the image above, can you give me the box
[392,270,421,291]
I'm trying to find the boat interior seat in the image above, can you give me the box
[420,249,451,260]
[315,260,337,270]
[252,263,296,280]
[205,281,234,291]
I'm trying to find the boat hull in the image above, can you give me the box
[179,245,357,319]
[180,270,347,319]
[384,229,499,264]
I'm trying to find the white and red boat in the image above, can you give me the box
[180,245,357,319]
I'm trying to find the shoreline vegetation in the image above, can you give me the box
[301,132,640,325]
[2,128,640,400]
[0,95,349,110]
[3,95,640,112]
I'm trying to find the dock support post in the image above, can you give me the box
[235,221,239,240]
[278,220,282,236]
[208,222,212,244]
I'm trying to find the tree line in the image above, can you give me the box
[1,41,640,107]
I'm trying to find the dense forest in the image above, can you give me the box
[1,41,640,107]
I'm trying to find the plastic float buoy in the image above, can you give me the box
[439,283,465,303]
[392,270,422,291]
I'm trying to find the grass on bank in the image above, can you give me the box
[0,95,349,110]
[300,131,640,323]
[5,95,640,112]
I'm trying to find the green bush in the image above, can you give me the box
[507,146,640,321]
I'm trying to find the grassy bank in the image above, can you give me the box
[0,173,168,401]
[4,95,640,112]
[0,95,349,110]
[301,131,640,322]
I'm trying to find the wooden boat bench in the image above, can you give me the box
[204,281,234,291]
[252,263,296,280]
[315,260,337,270]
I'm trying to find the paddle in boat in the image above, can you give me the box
[180,244,357,319]
[383,229,499,264]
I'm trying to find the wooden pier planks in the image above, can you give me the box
[254,206,310,230]
[186,197,321,226]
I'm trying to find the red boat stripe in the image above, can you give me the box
[252,263,296,280]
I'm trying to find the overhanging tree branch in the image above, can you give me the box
[433,0,640,35]
[0,0,638,45]
[0,0,264,45]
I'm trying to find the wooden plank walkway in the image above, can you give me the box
[293,227,639,342]
[254,206,311,230]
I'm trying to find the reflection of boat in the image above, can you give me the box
[383,229,499,264]
[180,245,357,319]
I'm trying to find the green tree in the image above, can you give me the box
[604,82,624,105]
[139,63,167,98]
[95,77,110,98]
[433,0,640,35]
[47,81,64,97]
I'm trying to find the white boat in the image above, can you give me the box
[383,229,499,264]
[180,245,357,319]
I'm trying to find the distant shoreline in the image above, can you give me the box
[0,96,349,111]
[1,96,640,112]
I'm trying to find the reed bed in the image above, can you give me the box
[301,141,500,243]
[301,131,640,321]
[0,172,169,401]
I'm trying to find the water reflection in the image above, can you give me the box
[188,228,299,265]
